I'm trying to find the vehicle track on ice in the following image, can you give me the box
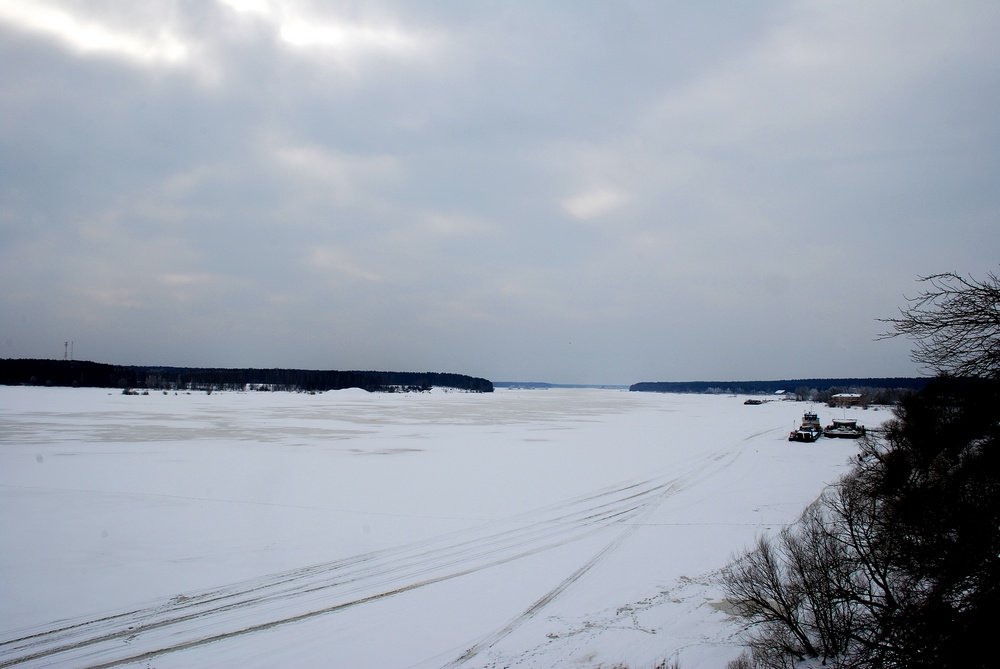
[441,432,752,668]
[0,433,752,669]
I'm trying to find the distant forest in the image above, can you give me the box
[0,359,494,393]
[631,378,927,403]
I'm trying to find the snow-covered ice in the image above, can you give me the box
[0,386,886,668]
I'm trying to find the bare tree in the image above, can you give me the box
[722,376,1000,669]
[878,271,1000,379]
[722,493,863,668]
[722,273,1000,669]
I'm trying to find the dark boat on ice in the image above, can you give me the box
[789,411,823,442]
[824,417,866,439]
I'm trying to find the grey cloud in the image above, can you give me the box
[1,1,998,383]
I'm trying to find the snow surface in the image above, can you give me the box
[0,387,887,668]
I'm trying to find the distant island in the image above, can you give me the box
[0,359,493,393]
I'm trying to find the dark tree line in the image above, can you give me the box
[723,270,1000,668]
[630,378,926,397]
[0,359,493,393]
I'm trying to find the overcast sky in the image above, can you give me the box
[2,1,998,385]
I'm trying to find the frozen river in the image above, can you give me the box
[0,386,882,668]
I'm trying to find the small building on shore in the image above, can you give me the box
[831,392,863,407]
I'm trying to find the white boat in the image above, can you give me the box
[789,411,823,442]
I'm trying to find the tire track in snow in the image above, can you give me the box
[1,421,758,669]
[0,473,679,669]
[441,433,749,668]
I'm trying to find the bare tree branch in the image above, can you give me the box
[877,270,1000,379]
